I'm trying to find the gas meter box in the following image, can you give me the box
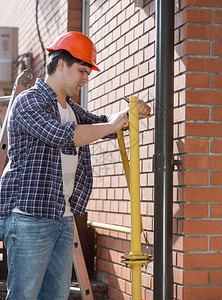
[0,27,18,83]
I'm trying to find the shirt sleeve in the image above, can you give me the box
[70,101,117,139]
[12,91,77,150]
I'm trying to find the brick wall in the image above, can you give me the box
[173,1,222,299]
[68,0,82,31]
[87,1,155,299]
[88,0,222,299]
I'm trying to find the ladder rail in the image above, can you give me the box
[73,216,94,300]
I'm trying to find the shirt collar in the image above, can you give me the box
[35,78,58,102]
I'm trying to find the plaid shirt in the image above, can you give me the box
[0,79,111,221]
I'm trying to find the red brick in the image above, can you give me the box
[68,10,82,19]
[184,237,208,251]
[210,270,222,284]
[211,204,222,218]
[186,123,222,138]
[185,155,222,170]
[184,270,208,285]
[184,204,208,218]
[184,187,222,203]
[213,42,222,56]
[176,8,210,27]
[211,172,222,186]
[185,57,222,73]
[184,253,222,268]
[68,19,82,29]
[186,74,209,88]
[184,286,222,300]
[186,41,210,56]
[212,139,222,153]
[182,0,222,8]
[212,10,222,24]
[210,236,222,251]
[186,90,222,105]
[184,171,208,185]
[212,107,222,122]
[68,1,81,10]
[182,220,222,235]
[186,106,209,121]
[175,41,209,57]
[212,75,222,89]
[185,138,209,153]
[181,24,222,41]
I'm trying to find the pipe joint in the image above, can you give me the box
[121,252,152,269]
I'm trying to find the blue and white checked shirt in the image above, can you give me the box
[0,79,111,221]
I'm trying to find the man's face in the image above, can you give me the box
[61,61,92,97]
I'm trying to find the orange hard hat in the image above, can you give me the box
[46,31,100,71]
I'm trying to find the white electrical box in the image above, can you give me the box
[0,27,18,83]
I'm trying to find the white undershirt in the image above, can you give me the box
[58,102,79,217]
[13,102,78,217]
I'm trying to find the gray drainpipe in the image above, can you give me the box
[154,0,174,299]
[81,0,89,109]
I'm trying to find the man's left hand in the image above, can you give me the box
[138,100,151,118]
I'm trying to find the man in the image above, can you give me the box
[0,31,151,299]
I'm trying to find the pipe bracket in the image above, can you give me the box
[173,159,182,167]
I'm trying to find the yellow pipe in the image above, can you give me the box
[132,263,142,299]
[129,96,142,300]
[120,96,151,300]
[87,221,131,234]
[129,96,142,256]
[117,131,130,191]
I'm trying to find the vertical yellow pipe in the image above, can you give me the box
[132,264,142,299]
[129,96,142,299]
[129,96,141,255]
[120,96,151,299]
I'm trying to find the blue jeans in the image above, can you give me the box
[1,213,74,300]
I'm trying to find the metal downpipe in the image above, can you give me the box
[154,0,174,299]
[81,0,89,109]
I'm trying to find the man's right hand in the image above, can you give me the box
[108,113,129,133]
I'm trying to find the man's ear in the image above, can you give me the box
[57,58,65,71]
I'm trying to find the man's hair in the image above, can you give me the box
[46,50,92,75]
